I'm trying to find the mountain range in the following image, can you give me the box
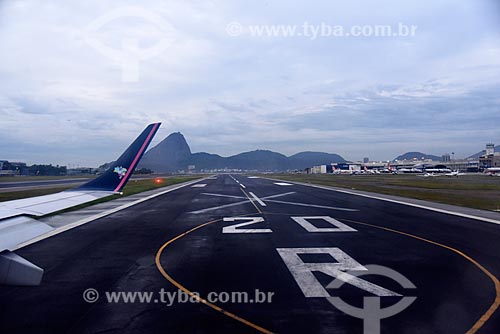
[138,132,346,172]
[137,132,496,172]
[393,152,442,161]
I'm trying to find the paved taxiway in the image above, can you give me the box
[0,178,92,192]
[1,174,499,333]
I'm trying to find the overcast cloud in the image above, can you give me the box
[0,0,499,166]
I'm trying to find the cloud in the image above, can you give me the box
[0,0,499,165]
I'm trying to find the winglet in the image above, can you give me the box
[76,123,161,192]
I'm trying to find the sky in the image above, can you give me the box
[1,0,500,167]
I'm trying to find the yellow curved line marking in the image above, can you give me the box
[155,218,274,334]
[344,219,500,334]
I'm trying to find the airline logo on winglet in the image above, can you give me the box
[113,166,128,179]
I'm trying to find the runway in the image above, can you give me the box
[0,176,155,193]
[0,178,91,192]
[1,174,499,333]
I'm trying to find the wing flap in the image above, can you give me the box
[0,191,114,218]
[0,216,53,251]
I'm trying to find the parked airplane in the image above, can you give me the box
[445,170,464,177]
[0,123,161,286]
[418,172,440,177]
[424,168,452,173]
[397,168,423,174]
[485,167,500,176]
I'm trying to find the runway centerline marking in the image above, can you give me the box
[155,217,274,334]
[249,192,267,207]
[342,218,500,334]
[274,182,293,186]
[191,184,207,188]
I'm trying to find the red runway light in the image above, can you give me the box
[155,178,162,184]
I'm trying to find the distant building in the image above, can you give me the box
[441,154,451,162]
[1,161,28,175]
[363,157,369,163]
[479,143,500,169]
[480,155,500,169]
[486,143,495,156]
[0,160,28,176]
[67,167,94,175]
[307,165,334,174]
[332,163,361,173]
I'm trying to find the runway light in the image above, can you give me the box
[155,178,162,184]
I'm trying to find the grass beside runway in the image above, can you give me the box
[0,176,204,203]
[267,174,500,211]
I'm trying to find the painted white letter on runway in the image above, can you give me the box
[291,216,357,232]
[222,217,271,233]
[277,248,398,297]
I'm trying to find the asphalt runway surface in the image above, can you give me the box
[0,176,156,192]
[1,174,499,334]
[0,178,93,189]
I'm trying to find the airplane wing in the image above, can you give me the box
[0,123,160,286]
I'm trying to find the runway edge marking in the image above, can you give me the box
[263,178,500,225]
[14,177,210,250]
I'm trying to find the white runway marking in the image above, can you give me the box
[222,217,272,233]
[276,247,399,298]
[274,182,293,186]
[266,199,359,211]
[248,176,260,179]
[189,200,250,214]
[240,183,246,189]
[291,216,357,232]
[201,193,246,199]
[191,184,207,188]
[249,192,266,207]
[193,191,356,214]
[262,192,296,200]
